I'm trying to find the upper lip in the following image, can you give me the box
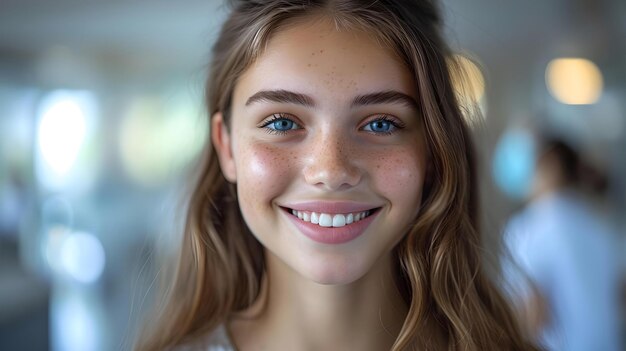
[280,201,382,214]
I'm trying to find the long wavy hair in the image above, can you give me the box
[136,1,537,350]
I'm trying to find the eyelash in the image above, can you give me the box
[258,113,302,135]
[257,113,405,136]
[361,115,406,135]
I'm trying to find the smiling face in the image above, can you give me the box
[212,17,427,285]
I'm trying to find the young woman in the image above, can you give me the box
[137,1,537,350]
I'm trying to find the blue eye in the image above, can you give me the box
[367,120,392,133]
[259,113,302,135]
[361,115,403,135]
[270,118,296,131]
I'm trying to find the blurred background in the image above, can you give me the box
[0,0,624,350]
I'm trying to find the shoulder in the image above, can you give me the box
[172,325,235,351]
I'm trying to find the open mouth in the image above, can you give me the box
[282,207,381,228]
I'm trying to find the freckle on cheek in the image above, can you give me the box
[248,145,297,176]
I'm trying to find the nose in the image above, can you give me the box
[302,131,362,191]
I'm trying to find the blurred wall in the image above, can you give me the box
[0,0,624,350]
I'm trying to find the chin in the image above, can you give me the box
[296,254,373,286]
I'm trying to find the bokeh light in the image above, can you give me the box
[119,93,206,187]
[449,54,487,126]
[52,291,102,351]
[59,232,105,284]
[44,225,72,274]
[546,58,604,105]
[35,90,98,191]
[492,129,536,200]
[38,97,86,176]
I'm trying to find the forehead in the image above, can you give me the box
[233,17,416,106]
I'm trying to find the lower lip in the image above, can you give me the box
[283,208,379,244]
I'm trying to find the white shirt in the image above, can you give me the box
[503,191,623,351]
[174,324,235,351]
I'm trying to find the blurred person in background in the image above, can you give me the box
[503,134,624,351]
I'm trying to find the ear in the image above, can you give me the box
[211,112,237,182]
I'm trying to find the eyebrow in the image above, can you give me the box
[245,89,418,109]
[245,90,314,107]
[352,91,418,109]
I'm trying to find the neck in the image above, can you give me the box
[230,251,408,351]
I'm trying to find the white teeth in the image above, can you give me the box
[346,213,354,224]
[290,209,372,228]
[319,213,332,227]
[332,214,346,227]
[311,212,319,224]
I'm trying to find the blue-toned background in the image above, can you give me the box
[1,1,624,350]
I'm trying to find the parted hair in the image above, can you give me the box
[136,1,537,350]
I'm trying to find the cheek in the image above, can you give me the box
[369,145,426,210]
[235,142,297,210]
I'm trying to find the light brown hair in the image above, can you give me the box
[136,1,537,350]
